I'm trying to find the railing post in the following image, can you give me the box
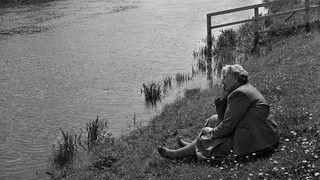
[252,7,259,53]
[206,14,213,85]
[207,14,212,61]
[305,0,310,32]
[319,0,320,32]
[319,0,320,17]
[319,0,320,18]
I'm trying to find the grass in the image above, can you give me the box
[50,128,76,169]
[84,117,107,151]
[142,72,196,106]
[141,82,162,106]
[49,117,114,178]
[49,2,320,179]
[163,76,173,95]
[175,72,192,86]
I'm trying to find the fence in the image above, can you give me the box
[206,0,320,54]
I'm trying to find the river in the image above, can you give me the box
[0,0,263,179]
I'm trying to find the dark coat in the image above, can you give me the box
[212,83,280,156]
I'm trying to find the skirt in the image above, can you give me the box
[195,114,234,162]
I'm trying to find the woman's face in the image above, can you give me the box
[221,70,238,93]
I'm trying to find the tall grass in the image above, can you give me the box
[142,72,196,107]
[141,82,162,106]
[85,116,105,151]
[163,76,173,95]
[175,72,192,86]
[50,117,112,170]
[50,128,76,168]
[195,57,207,74]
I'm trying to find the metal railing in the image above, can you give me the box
[206,0,320,54]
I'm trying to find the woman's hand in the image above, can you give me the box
[202,127,214,135]
[221,87,229,99]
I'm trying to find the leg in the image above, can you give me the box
[160,119,217,159]
[177,114,219,147]
[158,141,197,160]
[177,136,191,147]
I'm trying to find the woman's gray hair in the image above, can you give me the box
[222,64,249,83]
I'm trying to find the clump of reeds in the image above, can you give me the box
[51,128,76,168]
[86,116,104,151]
[192,39,211,76]
[75,116,111,152]
[163,76,173,95]
[193,45,209,59]
[141,82,162,106]
[175,73,192,86]
[196,58,207,74]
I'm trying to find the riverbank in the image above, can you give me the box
[50,28,320,180]
[48,1,320,179]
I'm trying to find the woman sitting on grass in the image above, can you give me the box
[158,64,280,162]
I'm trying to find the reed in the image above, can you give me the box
[193,45,209,59]
[196,57,207,74]
[141,82,162,106]
[163,76,173,95]
[85,116,105,151]
[175,72,192,86]
[50,128,76,168]
[192,41,210,75]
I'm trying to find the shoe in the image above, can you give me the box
[158,146,173,159]
[158,146,168,157]
[177,136,190,147]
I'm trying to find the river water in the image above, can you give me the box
[0,0,263,179]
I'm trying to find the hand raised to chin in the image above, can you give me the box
[221,86,229,99]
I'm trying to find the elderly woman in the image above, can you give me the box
[158,64,280,162]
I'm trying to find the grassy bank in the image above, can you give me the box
[58,33,320,180]
[50,32,320,180]
[49,1,320,179]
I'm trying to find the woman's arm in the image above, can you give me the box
[210,91,250,138]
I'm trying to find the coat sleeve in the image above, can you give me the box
[210,91,250,138]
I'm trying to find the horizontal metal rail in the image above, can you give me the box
[206,0,320,55]
[207,0,292,17]
[209,5,319,30]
